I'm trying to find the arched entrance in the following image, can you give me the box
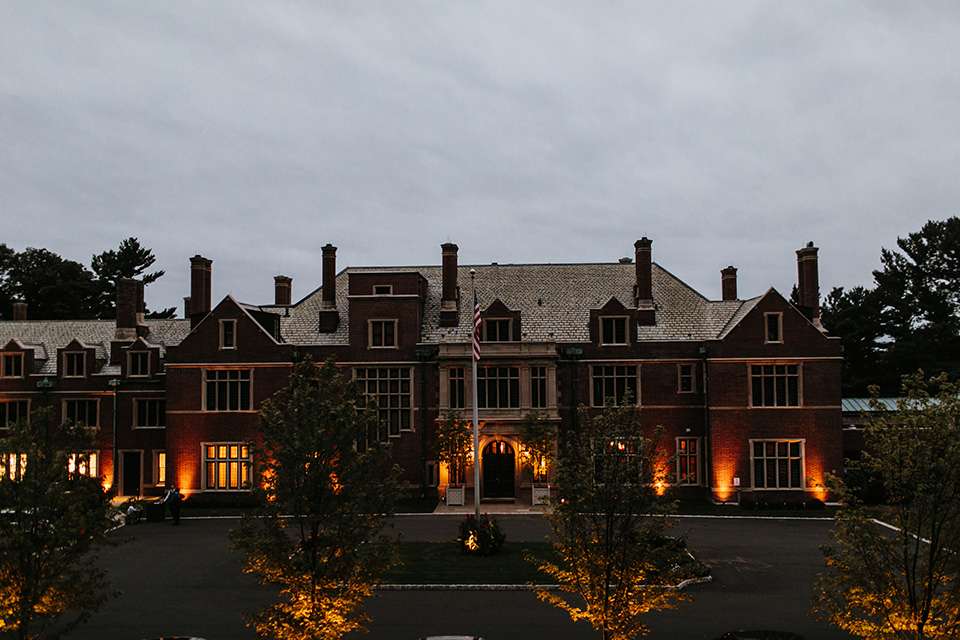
[482,440,515,499]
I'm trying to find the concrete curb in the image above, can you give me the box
[375,576,714,591]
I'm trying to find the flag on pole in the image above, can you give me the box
[472,289,481,362]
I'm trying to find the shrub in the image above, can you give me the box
[806,498,826,510]
[457,514,506,556]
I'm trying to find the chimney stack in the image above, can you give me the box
[12,302,27,322]
[115,278,148,340]
[796,242,821,327]
[274,275,292,306]
[189,255,213,316]
[721,266,738,301]
[634,238,656,326]
[440,243,459,327]
[319,244,339,332]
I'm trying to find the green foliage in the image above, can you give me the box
[518,412,556,484]
[457,514,506,556]
[0,407,122,640]
[531,399,685,640]
[230,357,404,640]
[90,237,169,318]
[812,372,960,639]
[434,412,472,485]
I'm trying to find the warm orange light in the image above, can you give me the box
[654,480,667,496]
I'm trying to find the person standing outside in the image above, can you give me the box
[161,486,183,525]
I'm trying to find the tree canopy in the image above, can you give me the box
[90,237,168,317]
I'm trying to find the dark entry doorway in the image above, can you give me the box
[122,451,141,497]
[482,441,515,499]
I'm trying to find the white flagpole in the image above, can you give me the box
[471,270,481,519]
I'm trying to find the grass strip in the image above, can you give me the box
[384,541,557,585]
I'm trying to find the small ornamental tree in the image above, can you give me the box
[0,407,122,640]
[812,372,960,640]
[530,398,685,640]
[230,357,404,640]
[435,412,472,486]
[518,412,555,485]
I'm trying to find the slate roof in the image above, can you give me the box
[0,319,190,376]
[266,262,756,347]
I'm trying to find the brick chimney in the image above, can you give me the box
[634,238,655,325]
[274,275,292,306]
[796,242,822,327]
[115,278,148,340]
[12,302,27,322]
[440,243,459,327]
[721,266,738,301]
[319,244,339,332]
[189,255,212,316]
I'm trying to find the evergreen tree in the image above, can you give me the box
[90,238,168,318]
[230,357,404,640]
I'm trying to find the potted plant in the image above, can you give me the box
[435,412,472,506]
[518,412,556,505]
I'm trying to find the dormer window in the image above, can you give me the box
[483,319,512,342]
[220,320,236,350]
[128,352,149,377]
[765,313,783,344]
[2,353,23,379]
[600,317,628,345]
[64,352,86,378]
[373,285,393,295]
[370,320,397,348]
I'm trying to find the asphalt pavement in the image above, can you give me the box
[59,511,855,640]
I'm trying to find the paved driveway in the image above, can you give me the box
[62,514,853,640]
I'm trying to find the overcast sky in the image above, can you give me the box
[2,2,958,315]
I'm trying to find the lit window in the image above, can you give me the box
[752,440,804,489]
[64,352,86,377]
[356,367,411,438]
[449,367,465,409]
[591,365,637,407]
[2,353,23,378]
[204,443,252,491]
[751,364,800,407]
[128,352,149,377]
[64,399,99,427]
[678,364,695,393]
[369,320,397,348]
[155,452,166,485]
[676,438,699,485]
[1,400,29,428]
[205,370,252,412]
[531,366,547,409]
[765,313,783,343]
[600,317,628,345]
[483,319,512,342]
[477,366,520,409]
[68,452,98,478]
[1,453,27,481]
[134,399,166,428]
[220,320,236,350]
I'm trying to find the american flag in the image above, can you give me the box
[472,289,481,362]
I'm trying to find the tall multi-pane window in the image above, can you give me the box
[356,368,412,438]
[134,399,166,428]
[600,317,627,345]
[2,353,23,378]
[752,440,803,489]
[751,364,800,407]
[477,366,520,409]
[370,320,397,348]
[128,352,149,377]
[68,452,98,478]
[155,452,166,485]
[64,352,85,377]
[678,364,695,393]
[449,367,465,409]
[591,365,638,406]
[530,366,547,409]
[220,320,236,350]
[1,400,29,428]
[676,438,699,485]
[205,370,252,412]
[204,443,252,490]
[483,319,512,342]
[765,313,783,343]
[64,399,99,427]
[1,453,27,481]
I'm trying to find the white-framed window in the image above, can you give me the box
[678,364,695,393]
[204,369,252,412]
[750,364,800,407]
[356,367,412,438]
[591,365,638,407]
[68,452,98,478]
[449,367,465,409]
[203,443,252,491]
[765,313,783,343]
[477,366,520,409]
[1,400,29,428]
[530,366,547,409]
[134,399,166,428]
[369,320,397,348]
[483,318,512,342]
[751,439,804,489]
[600,317,628,345]
[128,351,149,377]
[2,353,23,379]
[220,319,236,350]
[64,352,86,378]
[154,451,166,486]
[676,437,699,485]
[64,399,99,428]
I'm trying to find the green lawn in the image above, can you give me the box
[384,541,557,585]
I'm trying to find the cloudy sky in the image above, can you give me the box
[2,2,958,315]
